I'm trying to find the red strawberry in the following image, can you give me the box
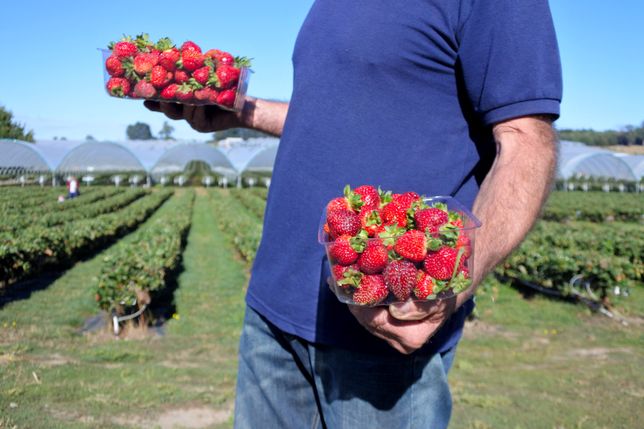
[216,89,237,107]
[208,88,220,104]
[160,83,179,100]
[327,197,352,215]
[395,192,421,208]
[357,239,388,274]
[106,77,131,97]
[326,209,361,239]
[150,65,173,88]
[353,185,380,210]
[158,47,180,71]
[414,271,435,299]
[181,51,205,72]
[383,260,417,301]
[174,70,190,84]
[329,235,360,265]
[132,80,156,98]
[181,41,201,53]
[113,41,137,58]
[394,230,427,262]
[332,264,361,290]
[175,84,194,102]
[415,207,448,235]
[105,55,124,77]
[192,66,211,85]
[194,87,216,102]
[423,247,462,280]
[133,52,158,75]
[359,207,384,237]
[215,65,241,89]
[206,49,235,66]
[353,275,388,305]
[381,201,409,227]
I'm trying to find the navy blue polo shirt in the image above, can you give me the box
[246,0,562,355]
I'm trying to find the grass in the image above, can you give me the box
[0,189,642,428]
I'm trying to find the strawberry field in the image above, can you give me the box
[0,188,642,428]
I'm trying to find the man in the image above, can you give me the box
[146,0,562,427]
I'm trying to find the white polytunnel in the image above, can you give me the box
[558,140,638,181]
[150,143,237,178]
[242,144,279,174]
[615,154,644,180]
[0,139,52,175]
[56,141,146,173]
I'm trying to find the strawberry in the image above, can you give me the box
[106,77,131,97]
[326,209,361,239]
[133,52,158,75]
[359,207,384,237]
[216,89,237,107]
[181,50,205,72]
[158,47,180,71]
[132,80,156,98]
[353,185,380,210]
[414,271,435,299]
[113,41,137,58]
[381,201,409,227]
[423,247,463,280]
[175,84,194,102]
[206,49,235,66]
[333,264,362,290]
[192,66,211,86]
[357,239,388,274]
[150,65,173,88]
[415,207,448,235]
[327,197,352,215]
[353,275,388,305]
[105,55,124,77]
[208,88,221,104]
[160,83,179,100]
[174,70,190,84]
[329,235,362,265]
[393,230,427,262]
[215,65,241,89]
[181,40,201,53]
[194,87,216,102]
[383,260,417,301]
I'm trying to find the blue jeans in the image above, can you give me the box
[234,307,456,429]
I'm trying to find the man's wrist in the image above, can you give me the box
[237,96,257,129]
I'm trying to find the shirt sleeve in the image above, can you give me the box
[457,0,563,125]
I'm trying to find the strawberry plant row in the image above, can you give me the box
[230,189,266,220]
[248,187,268,201]
[208,190,262,262]
[95,190,194,315]
[0,187,118,216]
[498,224,642,295]
[0,189,147,234]
[542,191,643,223]
[0,187,96,211]
[0,190,172,287]
[528,221,642,265]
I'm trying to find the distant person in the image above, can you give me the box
[57,195,65,203]
[67,176,79,199]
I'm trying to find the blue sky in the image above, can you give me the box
[0,0,642,141]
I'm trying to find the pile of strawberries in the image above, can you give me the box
[323,185,473,306]
[104,34,251,108]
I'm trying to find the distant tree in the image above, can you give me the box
[126,122,154,140]
[159,121,175,140]
[0,105,34,142]
[558,120,644,147]
[85,134,96,141]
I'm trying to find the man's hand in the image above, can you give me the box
[144,97,289,137]
[347,298,457,354]
[144,100,244,133]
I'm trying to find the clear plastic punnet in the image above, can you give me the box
[319,195,482,307]
[101,48,251,112]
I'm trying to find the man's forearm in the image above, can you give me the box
[466,116,558,297]
[240,97,289,137]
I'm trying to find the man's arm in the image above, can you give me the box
[144,96,289,137]
[349,115,559,354]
